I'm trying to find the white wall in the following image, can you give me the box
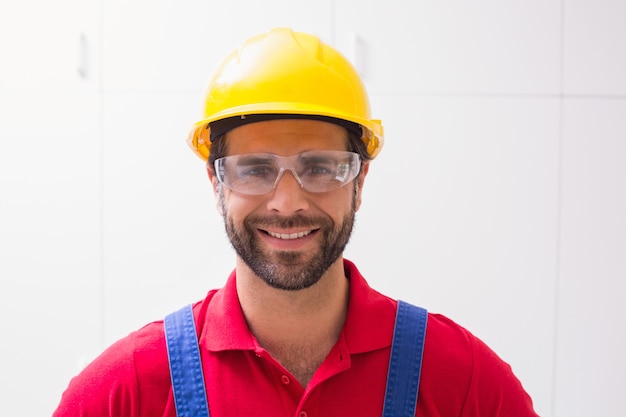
[1,1,624,416]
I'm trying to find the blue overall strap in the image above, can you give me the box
[164,304,210,417]
[382,300,428,417]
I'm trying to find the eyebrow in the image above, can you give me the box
[235,154,275,165]
[297,152,335,164]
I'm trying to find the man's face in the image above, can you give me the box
[209,119,368,291]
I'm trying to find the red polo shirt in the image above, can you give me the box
[54,260,537,417]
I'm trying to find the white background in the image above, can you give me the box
[1,1,625,416]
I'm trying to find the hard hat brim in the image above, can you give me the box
[187,103,384,161]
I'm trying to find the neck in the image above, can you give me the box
[235,257,350,386]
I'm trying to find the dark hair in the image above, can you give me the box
[207,133,229,171]
[207,126,371,173]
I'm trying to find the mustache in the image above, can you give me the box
[244,214,328,229]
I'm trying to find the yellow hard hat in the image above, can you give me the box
[187,27,384,161]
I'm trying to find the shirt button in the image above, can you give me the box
[281,375,290,385]
[298,412,308,417]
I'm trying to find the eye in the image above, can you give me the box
[311,163,334,175]
[302,161,334,177]
[240,164,276,178]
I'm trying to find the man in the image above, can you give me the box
[54,28,538,416]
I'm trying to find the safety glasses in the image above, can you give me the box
[213,150,361,195]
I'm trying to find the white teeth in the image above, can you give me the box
[268,230,312,240]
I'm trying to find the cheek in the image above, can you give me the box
[221,192,263,222]
[220,187,355,222]
[319,188,356,219]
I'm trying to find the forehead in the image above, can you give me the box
[224,119,349,156]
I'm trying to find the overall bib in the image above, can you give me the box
[164,300,427,417]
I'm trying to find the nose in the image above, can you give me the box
[272,167,304,189]
[266,169,309,214]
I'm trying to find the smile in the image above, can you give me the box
[267,230,313,240]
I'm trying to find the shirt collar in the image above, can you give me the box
[200,259,396,354]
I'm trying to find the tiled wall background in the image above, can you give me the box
[1,1,624,416]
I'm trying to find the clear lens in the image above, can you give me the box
[213,150,361,195]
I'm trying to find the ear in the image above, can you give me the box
[206,166,225,216]
[354,162,369,212]
[206,166,220,195]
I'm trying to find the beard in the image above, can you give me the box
[219,186,358,291]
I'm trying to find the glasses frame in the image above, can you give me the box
[212,150,362,196]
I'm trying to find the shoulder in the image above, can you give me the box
[421,313,477,383]
[424,312,526,385]
[420,312,538,416]
[53,297,216,417]
[53,320,170,416]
